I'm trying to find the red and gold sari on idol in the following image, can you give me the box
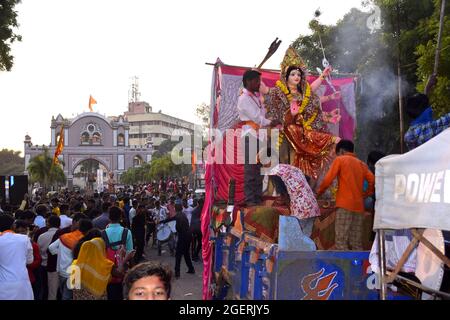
[266,83,337,180]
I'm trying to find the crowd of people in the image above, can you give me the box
[2,43,447,301]
[0,178,204,300]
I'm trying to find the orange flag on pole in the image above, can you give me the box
[53,125,64,165]
[88,95,97,112]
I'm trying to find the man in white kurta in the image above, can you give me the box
[237,69,276,205]
[0,215,34,300]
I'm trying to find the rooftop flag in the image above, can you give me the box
[88,95,97,112]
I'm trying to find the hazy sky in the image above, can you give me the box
[0,0,367,155]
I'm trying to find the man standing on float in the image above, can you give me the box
[237,69,280,206]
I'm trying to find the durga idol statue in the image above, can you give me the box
[264,47,341,180]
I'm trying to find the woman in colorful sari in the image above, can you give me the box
[71,229,134,300]
[264,47,341,180]
[71,229,113,300]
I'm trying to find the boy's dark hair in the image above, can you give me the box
[0,214,15,232]
[109,206,122,222]
[48,215,61,228]
[336,140,354,153]
[242,69,261,89]
[123,262,173,299]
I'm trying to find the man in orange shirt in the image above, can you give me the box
[316,140,375,250]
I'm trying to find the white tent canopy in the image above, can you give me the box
[374,128,450,231]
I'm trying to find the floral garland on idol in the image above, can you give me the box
[275,80,318,149]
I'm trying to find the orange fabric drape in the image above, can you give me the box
[53,125,64,165]
[60,230,83,251]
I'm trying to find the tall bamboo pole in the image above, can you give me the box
[396,3,405,154]
[434,0,447,75]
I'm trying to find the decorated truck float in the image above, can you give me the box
[199,58,450,300]
[198,59,410,300]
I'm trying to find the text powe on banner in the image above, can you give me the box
[374,128,450,231]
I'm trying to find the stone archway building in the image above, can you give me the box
[24,112,152,190]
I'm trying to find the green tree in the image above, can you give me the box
[292,7,402,157]
[415,0,450,117]
[152,139,180,159]
[120,168,137,185]
[372,0,435,84]
[120,153,192,185]
[291,1,444,157]
[0,148,24,175]
[148,155,176,180]
[27,148,66,192]
[0,0,22,71]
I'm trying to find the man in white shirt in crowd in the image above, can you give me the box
[237,69,280,206]
[182,199,193,227]
[48,217,92,300]
[0,214,34,300]
[37,215,60,300]
[153,200,174,256]
[34,204,48,229]
[129,200,138,228]
[58,204,72,229]
[153,200,168,224]
[187,193,194,208]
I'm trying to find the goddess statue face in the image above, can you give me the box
[287,69,302,87]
